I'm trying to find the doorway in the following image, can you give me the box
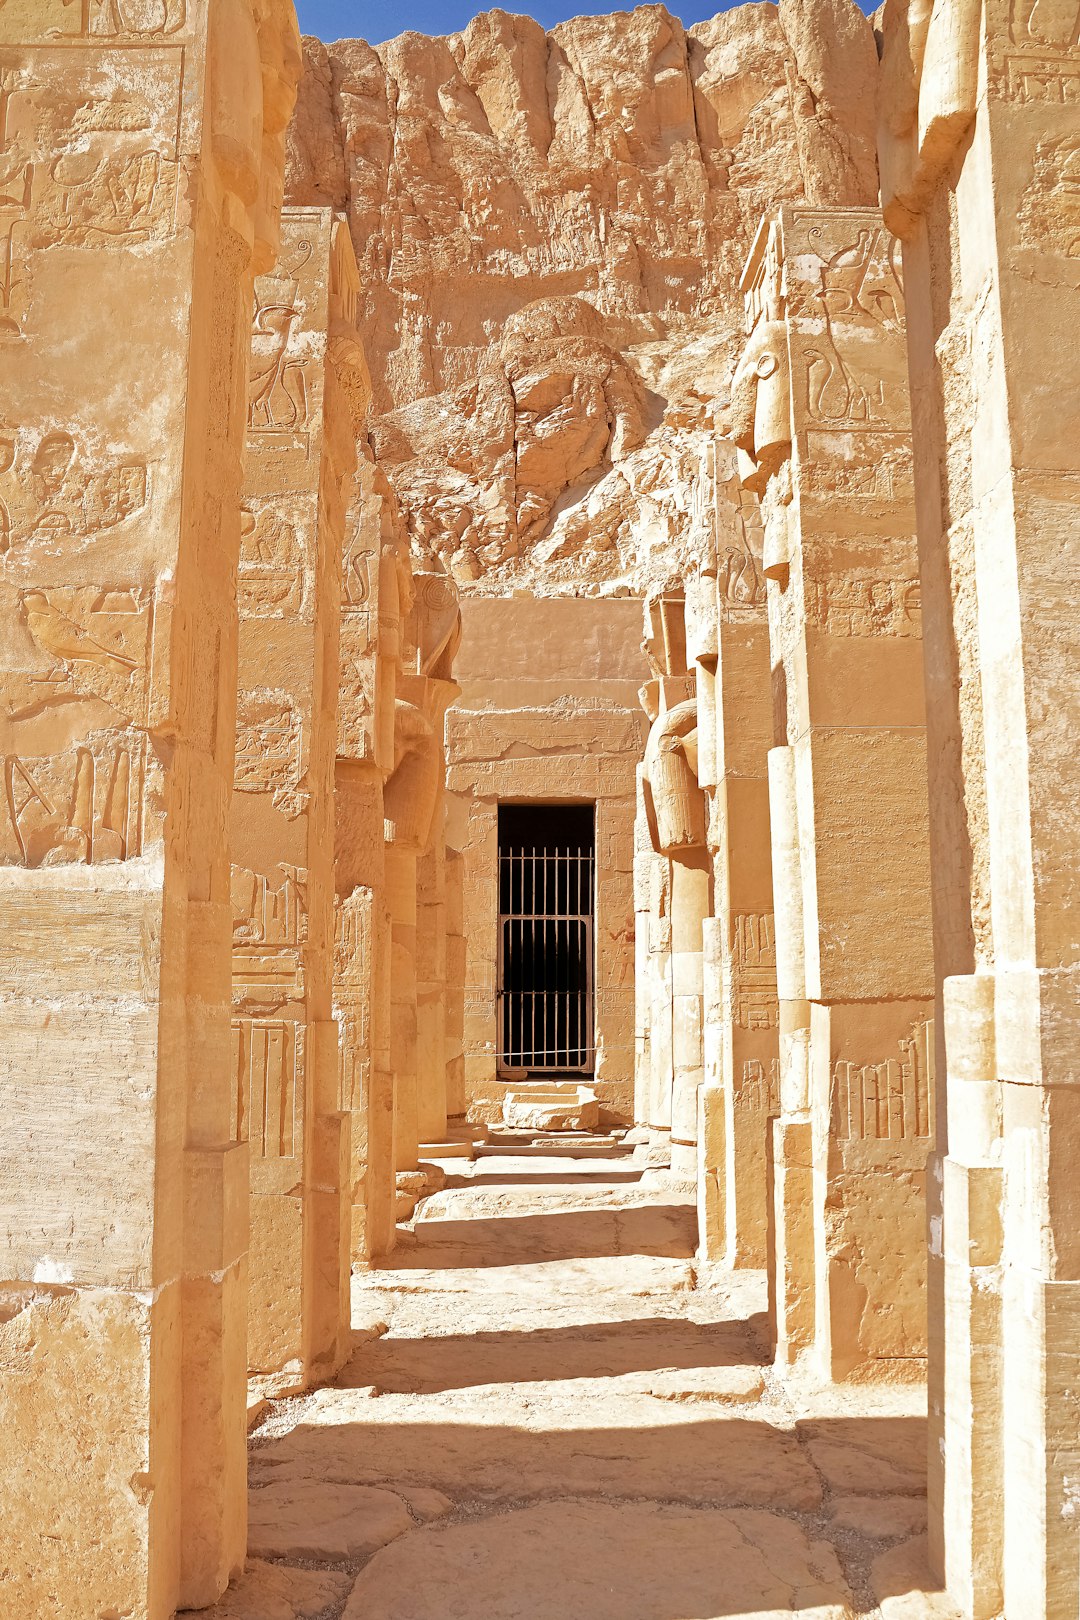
[497,803,595,1077]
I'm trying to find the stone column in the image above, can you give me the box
[639,598,709,1189]
[415,822,449,1149]
[389,567,461,1184]
[691,444,779,1267]
[879,3,1080,1611]
[735,206,936,1380]
[444,833,468,1123]
[335,475,405,1261]
[632,766,657,1129]
[0,0,299,1611]
[232,209,366,1393]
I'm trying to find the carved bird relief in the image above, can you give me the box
[248,296,308,430]
[20,589,139,680]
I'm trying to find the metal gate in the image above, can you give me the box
[497,828,594,1076]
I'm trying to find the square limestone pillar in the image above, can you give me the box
[232,210,367,1392]
[736,206,936,1382]
[880,2,1080,1609]
[0,0,300,1612]
[691,446,779,1266]
[334,474,403,1261]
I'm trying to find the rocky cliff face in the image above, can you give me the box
[286,0,879,594]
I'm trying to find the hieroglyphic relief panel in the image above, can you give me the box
[335,886,373,1117]
[802,575,922,638]
[247,234,319,460]
[780,208,913,501]
[239,497,306,619]
[996,0,1080,104]
[234,692,305,817]
[0,428,149,556]
[0,583,155,864]
[831,1021,933,1143]
[232,1016,300,1159]
[731,911,778,1030]
[337,502,378,762]
[0,0,188,45]
[737,1056,781,1112]
[232,864,306,1010]
[0,55,182,341]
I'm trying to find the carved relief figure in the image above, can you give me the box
[238,502,303,616]
[731,221,791,492]
[234,693,305,816]
[0,430,148,551]
[14,585,151,721]
[248,257,310,432]
[3,736,141,865]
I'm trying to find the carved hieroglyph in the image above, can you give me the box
[0,2,301,1616]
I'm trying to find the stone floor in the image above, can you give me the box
[201,1143,961,1620]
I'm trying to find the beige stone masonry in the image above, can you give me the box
[880,0,1080,1611]
[735,204,936,1380]
[689,448,779,1268]
[334,474,406,1261]
[0,0,300,1613]
[233,207,366,1393]
[449,595,647,1126]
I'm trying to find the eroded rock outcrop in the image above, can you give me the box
[286,0,879,593]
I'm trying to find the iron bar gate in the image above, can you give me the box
[497,811,595,1076]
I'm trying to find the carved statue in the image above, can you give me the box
[878,0,983,235]
[383,697,440,853]
[730,222,791,493]
[406,567,462,681]
[642,698,707,857]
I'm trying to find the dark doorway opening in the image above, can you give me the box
[497,803,595,1077]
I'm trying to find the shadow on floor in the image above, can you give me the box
[337,1312,771,1391]
[389,1203,699,1267]
[247,1413,932,1617]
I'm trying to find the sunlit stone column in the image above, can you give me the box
[0,0,299,1610]
[335,476,406,1261]
[233,209,366,1392]
[880,1,1080,1608]
[735,206,935,1380]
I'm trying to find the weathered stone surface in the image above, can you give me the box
[0,0,301,1609]
[247,1475,414,1561]
[828,1494,929,1540]
[342,1501,855,1620]
[503,1084,600,1132]
[285,1,880,595]
[870,1537,964,1618]
[183,1560,352,1620]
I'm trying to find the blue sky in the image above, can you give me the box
[296,0,874,46]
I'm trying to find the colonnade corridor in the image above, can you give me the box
[198,1134,953,1620]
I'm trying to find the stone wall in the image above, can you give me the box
[449,595,648,1125]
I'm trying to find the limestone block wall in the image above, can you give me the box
[448,596,648,1125]
[0,0,300,1613]
[880,0,1080,1611]
[233,208,366,1392]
